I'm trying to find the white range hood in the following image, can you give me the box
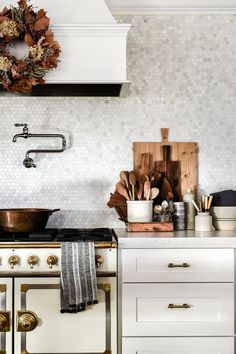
[0,0,131,96]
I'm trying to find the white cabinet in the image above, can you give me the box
[122,337,234,354]
[122,283,234,336]
[121,248,235,354]
[122,249,234,282]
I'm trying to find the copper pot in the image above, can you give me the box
[0,208,60,233]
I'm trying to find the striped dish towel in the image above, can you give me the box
[60,242,98,313]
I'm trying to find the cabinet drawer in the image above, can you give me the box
[122,249,234,282]
[122,337,234,354]
[122,283,234,336]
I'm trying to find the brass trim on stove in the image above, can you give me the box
[0,286,6,294]
[101,283,111,292]
[21,285,30,293]
[0,241,117,249]
[0,283,8,354]
[19,282,113,354]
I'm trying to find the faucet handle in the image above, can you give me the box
[23,158,36,168]
[15,123,28,128]
[15,123,28,135]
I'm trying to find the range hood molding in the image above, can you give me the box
[0,0,131,97]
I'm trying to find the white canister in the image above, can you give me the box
[127,201,153,223]
[195,212,213,232]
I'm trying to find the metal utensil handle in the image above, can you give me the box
[168,263,190,268]
[49,209,60,215]
[168,303,191,309]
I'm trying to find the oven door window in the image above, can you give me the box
[14,277,116,354]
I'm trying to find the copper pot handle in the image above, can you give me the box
[49,209,60,215]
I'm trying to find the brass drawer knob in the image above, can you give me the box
[0,311,10,332]
[17,311,38,332]
[168,303,191,309]
[27,255,39,269]
[168,263,190,268]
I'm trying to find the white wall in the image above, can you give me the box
[0,15,235,228]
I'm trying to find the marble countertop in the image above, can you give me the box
[115,229,236,248]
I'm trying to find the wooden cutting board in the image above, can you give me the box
[155,144,181,201]
[133,128,198,201]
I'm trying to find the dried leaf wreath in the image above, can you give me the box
[0,0,60,94]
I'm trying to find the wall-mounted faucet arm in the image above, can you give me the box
[12,124,67,168]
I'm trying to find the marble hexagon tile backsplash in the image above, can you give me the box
[0,15,236,228]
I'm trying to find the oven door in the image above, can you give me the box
[0,278,12,354]
[14,276,116,354]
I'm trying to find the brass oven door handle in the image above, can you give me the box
[16,310,38,332]
[168,263,190,268]
[168,303,191,309]
[0,311,11,332]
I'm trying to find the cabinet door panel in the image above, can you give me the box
[122,249,234,283]
[0,278,12,354]
[122,283,234,336]
[14,277,116,354]
[122,337,234,354]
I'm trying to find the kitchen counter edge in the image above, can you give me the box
[114,229,236,248]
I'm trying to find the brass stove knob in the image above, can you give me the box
[46,255,58,269]
[8,255,20,269]
[0,311,10,332]
[27,255,39,269]
[95,254,104,268]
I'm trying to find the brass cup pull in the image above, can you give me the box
[168,303,191,309]
[0,311,10,332]
[168,263,190,268]
[17,311,38,332]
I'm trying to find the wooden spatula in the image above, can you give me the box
[129,172,136,200]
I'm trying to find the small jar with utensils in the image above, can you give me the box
[192,195,213,232]
[195,212,213,232]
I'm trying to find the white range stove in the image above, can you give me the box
[0,228,117,354]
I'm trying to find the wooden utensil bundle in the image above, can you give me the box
[192,195,213,213]
[108,170,162,222]
[116,171,159,201]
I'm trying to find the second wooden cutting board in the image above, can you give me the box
[133,128,198,201]
[155,144,181,201]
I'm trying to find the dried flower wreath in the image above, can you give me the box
[0,0,60,94]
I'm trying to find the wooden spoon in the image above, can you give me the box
[116,182,131,201]
[129,172,136,200]
[137,179,143,200]
[150,187,159,200]
[120,171,132,200]
[144,179,151,200]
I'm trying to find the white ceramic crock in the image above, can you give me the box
[195,212,213,232]
[127,201,153,222]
